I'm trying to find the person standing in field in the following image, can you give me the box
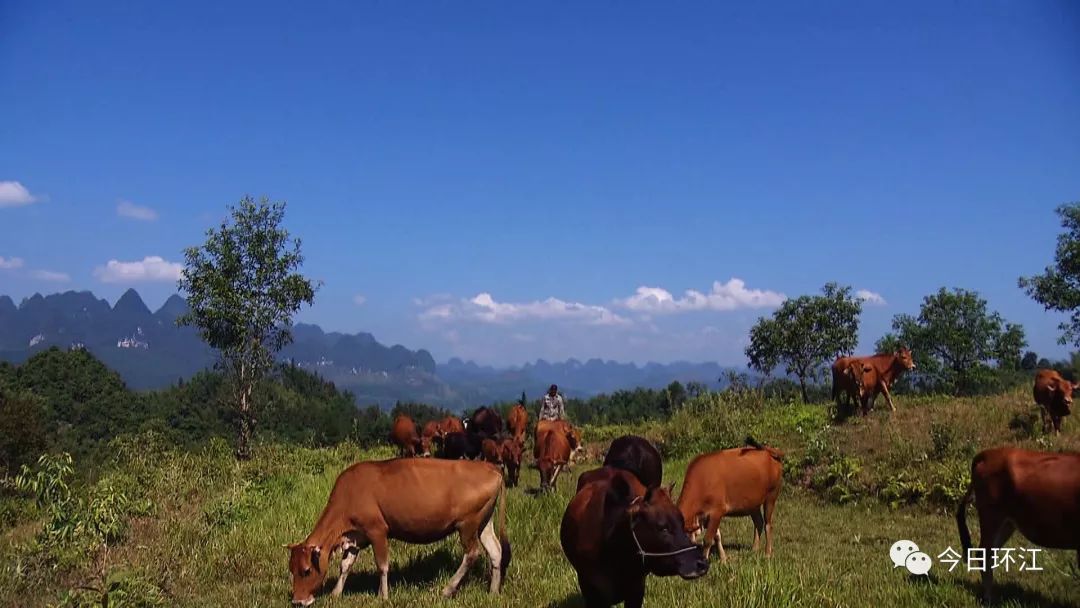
[539,384,566,421]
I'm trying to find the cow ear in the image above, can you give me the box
[310,547,322,574]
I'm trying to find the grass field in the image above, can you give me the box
[3,392,1080,607]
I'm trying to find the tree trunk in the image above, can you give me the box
[798,375,810,404]
[235,376,254,461]
[236,413,254,461]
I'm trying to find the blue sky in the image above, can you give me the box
[2,1,1078,366]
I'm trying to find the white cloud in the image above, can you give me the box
[116,200,158,221]
[352,294,367,306]
[94,256,183,283]
[856,289,887,306]
[0,256,24,270]
[0,181,41,208]
[31,269,70,282]
[617,278,786,314]
[420,292,631,327]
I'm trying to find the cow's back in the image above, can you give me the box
[971,448,1080,549]
[334,459,503,543]
[679,448,782,515]
[603,435,663,489]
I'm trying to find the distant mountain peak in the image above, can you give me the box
[155,294,189,320]
[113,288,151,317]
[0,295,15,315]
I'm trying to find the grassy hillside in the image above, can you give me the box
[2,390,1079,608]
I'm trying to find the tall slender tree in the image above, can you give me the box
[177,196,318,459]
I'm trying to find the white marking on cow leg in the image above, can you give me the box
[715,528,729,563]
[442,546,480,598]
[479,519,503,594]
[551,464,563,487]
[332,543,359,597]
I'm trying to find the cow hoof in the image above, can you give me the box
[441,587,456,599]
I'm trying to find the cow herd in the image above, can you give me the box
[287,354,1080,606]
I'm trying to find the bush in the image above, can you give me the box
[54,569,165,608]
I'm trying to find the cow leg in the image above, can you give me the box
[977,512,1015,603]
[880,382,896,411]
[551,464,563,487]
[331,540,362,597]
[1051,415,1062,435]
[701,513,726,562]
[763,493,778,557]
[368,530,391,600]
[750,508,764,551]
[443,524,483,597]
[478,518,503,594]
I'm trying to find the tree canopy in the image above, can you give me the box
[876,287,1026,395]
[745,283,862,402]
[1018,202,1080,346]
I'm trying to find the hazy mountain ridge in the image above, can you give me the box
[0,290,737,408]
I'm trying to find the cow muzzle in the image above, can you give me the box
[291,597,314,607]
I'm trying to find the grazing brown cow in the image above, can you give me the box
[500,438,522,488]
[561,468,708,608]
[390,415,421,458]
[831,348,915,412]
[506,404,529,444]
[286,458,510,606]
[676,438,784,562]
[956,447,1080,603]
[537,424,572,490]
[1032,368,1076,434]
[420,420,441,456]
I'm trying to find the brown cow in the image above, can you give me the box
[420,420,441,456]
[676,438,784,562]
[561,468,708,608]
[481,437,503,466]
[501,438,522,488]
[390,415,421,458]
[535,420,580,490]
[286,458,510,606]
[843,360,880,416]
[438,416,465,436]
[1033,368,1076,434]
[956,447,1080,603]
[506,404,529,444]
[831,348,915,412]
[467,406,503,438]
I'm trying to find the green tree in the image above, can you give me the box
[877,288,1026,395]
[745,283,862,403]
[1019,202,1080,346]
[177,197,318,459]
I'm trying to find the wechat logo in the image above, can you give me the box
[890,540,932,576]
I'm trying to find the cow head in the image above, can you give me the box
[1049,377,1076,417]
[895,348,915,371]
[287,543,326,606]
[627,483,709,580]
[419,434,433,457]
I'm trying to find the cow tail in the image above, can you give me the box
[498,479,511,572]
[745,436,784,462]
[956,482,975,554]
